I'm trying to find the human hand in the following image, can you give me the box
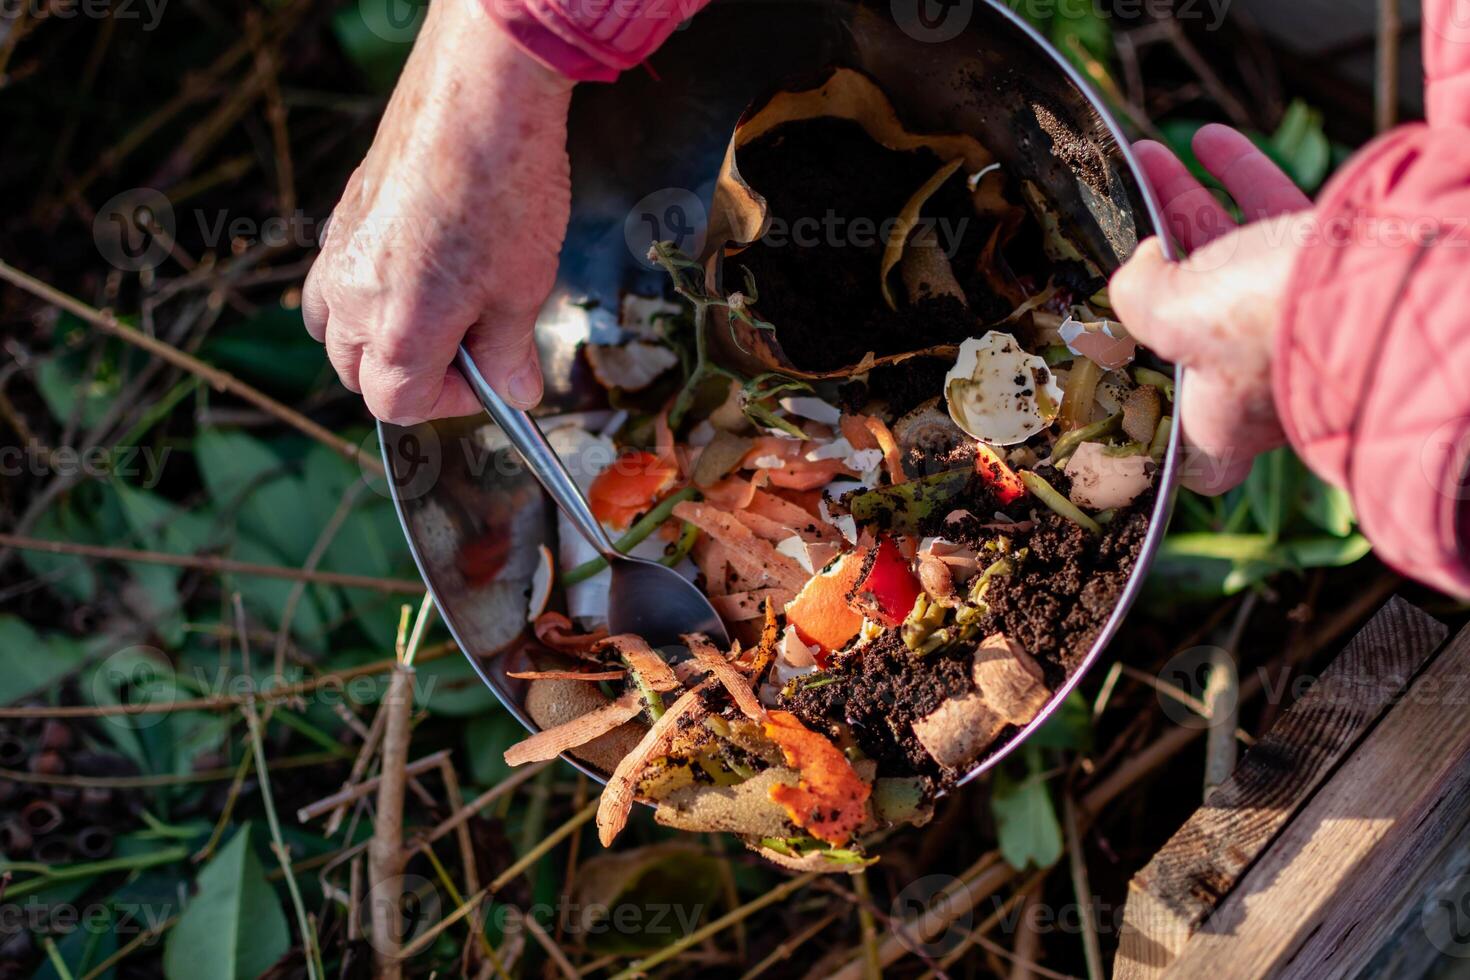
[303,0,574,422]
[1110,124,1314,494]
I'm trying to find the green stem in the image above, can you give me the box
[245,707,324,980]
[668,302,712,430]
[660,522,699,568]
[1018,471,1101,534]
[1051,412,1121,466]
[560,486,699,587]
[2,846,190,900]
[43,937,75,980]
[626,662,667,721]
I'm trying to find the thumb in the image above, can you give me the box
[1111,235,1243,368]
[460,316,545,412]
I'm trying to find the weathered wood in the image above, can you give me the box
[1115,596,1448,978]
[1161,620,1470,978]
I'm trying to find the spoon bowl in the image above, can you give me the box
[454,345,730,651]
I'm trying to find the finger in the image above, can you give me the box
[1108,237,1203,367]
[464,316,544,411]
[358,345,449,426]
[1181,451,1255,496]
[1192,124,1312,223]
[323,321,362,394]
[1174,370,1283,495]
[1133,139,1236,251]
[302,260,330,343]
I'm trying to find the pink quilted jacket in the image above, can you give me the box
[485,0,1470,597]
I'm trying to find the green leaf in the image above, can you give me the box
[1269,100,1330,192]
[0,617,87,705]
[1244,448,1301,543]
[200,306,328,400]
[1160,533,1273,562]
[1027,691,1092,751]
[465,710,529,786]
[34,342,121,429]
[164,823,289,980]
[990,765,1063,870]
[332,0,424,94]
[1299,473,1356,537]
[195,429,317,564]
[1279,534,1372,569]
[21,504,99,602]
[413,653,497,717]
[34,902,118,980]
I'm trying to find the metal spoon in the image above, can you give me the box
[456,346,730,648]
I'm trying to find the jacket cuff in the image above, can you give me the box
[481,0,698,83]
[1274,124,1470,597]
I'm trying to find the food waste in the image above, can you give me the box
[490,68,1172,873]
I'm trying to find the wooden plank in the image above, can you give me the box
[1115,597,1447,978]
[1161,621,1470,979]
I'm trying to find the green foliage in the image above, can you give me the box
[0,615,86,706]
[1155,449,1369,603]
[575,844,723,955]
[200,306,329,400]
[1009,0,1113,75]
[1158,99,1337,199]
[990,746,1063,870]
[164,824,290,980]
[332,0,425,94]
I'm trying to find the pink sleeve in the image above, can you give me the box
[482,0,712,82]
[1274,0,1470,597]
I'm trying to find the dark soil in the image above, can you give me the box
[784,489,1154,779]
[731,118,1013,371]
[784,628,977,776]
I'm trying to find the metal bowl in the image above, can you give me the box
[379,0,1180,788]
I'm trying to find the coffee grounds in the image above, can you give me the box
[784,628,977,777]
[783,489,1153,778]
[731,118,1009,372]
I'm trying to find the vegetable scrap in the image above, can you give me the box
[489,66,1172,872]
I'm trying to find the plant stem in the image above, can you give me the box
[369,665,415,980]
[560,486,699,587]
[2,846,190,900]
[43,937,75,980]
[245,705,324,980]
[610,874,821,980]
[660,522,699,568]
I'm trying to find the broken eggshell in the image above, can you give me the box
[584,339,680,392]
[1058,316,1136,371]
[1063,442,1155,511]
[944,332,1064,446]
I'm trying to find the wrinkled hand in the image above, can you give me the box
[304,0,574,422]
[1110,124,1313,494]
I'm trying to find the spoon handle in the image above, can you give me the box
[455,345,620,562]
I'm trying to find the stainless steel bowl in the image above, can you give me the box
[379,0,1181,788]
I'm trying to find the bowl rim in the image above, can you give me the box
[379,0,1185,793]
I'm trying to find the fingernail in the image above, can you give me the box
[506,362,543,408]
